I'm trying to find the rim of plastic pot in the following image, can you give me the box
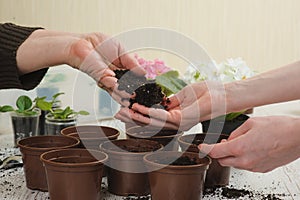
[40,148,108,168]
[18,135,80,152]
[100,139,163,156]
[178,133,229,147]
[61,125,120,140]
[143,151,211,170]
[126,126,183,139]
[11,108,41,118]
[45,113,77,123]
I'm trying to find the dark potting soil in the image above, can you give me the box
[170,156,198,166]
[156,156,198,166]
[114,69,166,108]
[204,186,286,199]
[110,144,161,153]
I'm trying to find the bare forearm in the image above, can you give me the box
[16,29,79,75]
[226,60,300,112]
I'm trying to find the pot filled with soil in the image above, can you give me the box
[100,139,162,196]
[201,114,249,135]
[40,148,107,200]
[17,135,80,191]
[126,126,183,151]
[61,125,120,150]
[144,151,211,200]
[178,133,231,187]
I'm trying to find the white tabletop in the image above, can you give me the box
[1,101,300,200]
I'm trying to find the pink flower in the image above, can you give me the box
[135,54,172,79]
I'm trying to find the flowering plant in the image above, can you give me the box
[134,55,254,120]
[183,57,255,120]
[135,55,187,97]
[184,58,255,84]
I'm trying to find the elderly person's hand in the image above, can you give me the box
[17,30,145,105]
[115,81,227,130]
[199,116,300,172]
[68,33,145,104]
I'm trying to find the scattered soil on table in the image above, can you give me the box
[123,196,150,200]
[114,69,166,108]
[204,186,287,199]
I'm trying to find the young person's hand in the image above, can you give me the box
[199,116,300,172]
[115,81,227,130]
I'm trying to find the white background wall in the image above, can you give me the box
[0,0,300,118]
[1,0,300,72]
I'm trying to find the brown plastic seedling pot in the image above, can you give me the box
[40,148,108,200]
[126,126,183,151]
[178,133,231,187]
[61,125,120,150]
[17,135,80,191]
[144,151,211,200]
[100,139,162,196]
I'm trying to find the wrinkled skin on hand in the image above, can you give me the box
[68,33,145,105]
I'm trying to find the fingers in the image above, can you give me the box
[131,103,168,120]
[99,76,131,107]
[119,53,146,76]
[167,95,181,110]
[115,107,179,130]
[228,119,251,141]
[199,142,233,159]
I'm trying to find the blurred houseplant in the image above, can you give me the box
[34,93,89,135]
[183,58,255,134]
[0,95,41,146]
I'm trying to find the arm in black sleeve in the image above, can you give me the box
[0,23,48,90]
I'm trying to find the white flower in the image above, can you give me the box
[184,58,255,83]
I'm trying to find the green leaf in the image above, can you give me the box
[225,111,244,121]
[0,105,14,112]
[156,70,187,96]
[23,110,38,116]
[16,95,32,111]
[52,92,64,102]
[58,106,73,119]
[77,110,89,115]
[36,100,52,111]
[33,96,46,102]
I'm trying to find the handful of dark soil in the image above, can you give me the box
[114,70,166,108]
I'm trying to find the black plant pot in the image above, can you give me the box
[45,114,76,135]
[201,114,249,135]
[11,110,41,147]
[38,103,61,135]
[38,110,47,136]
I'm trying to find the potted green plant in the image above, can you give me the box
[44,107,89,136]
[0,95,41,146]
[34,92,64,135]
[33,92,89,135]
